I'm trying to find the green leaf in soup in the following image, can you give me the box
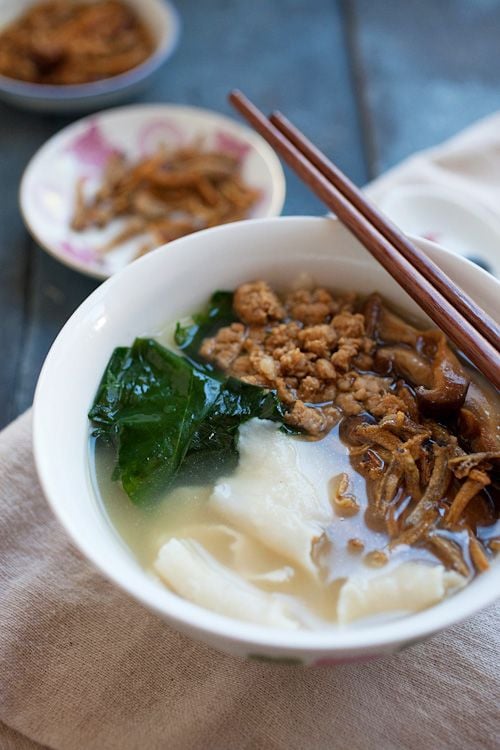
[89,338,222,505]
[174,290,236,368]
[88,346,134,440]
[179,377,288,484]
[89,338,291,506]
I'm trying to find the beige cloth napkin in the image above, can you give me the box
[366,110,500,214]
[2,114,500,750]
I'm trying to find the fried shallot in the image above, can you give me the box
[0,1,154,85]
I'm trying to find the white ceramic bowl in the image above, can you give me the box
[378,183,500,277]
[0,0,180,112]
[33,216,500,665]
[20,103,286,279]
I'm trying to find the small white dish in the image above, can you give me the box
[0,0,180,112]
[33,216,500,665]
[19,103,286,279]
[378,183,500,277]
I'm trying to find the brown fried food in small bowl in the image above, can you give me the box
[0,0,180,112]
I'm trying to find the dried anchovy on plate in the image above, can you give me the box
[0,0,153,85]
[71,143,261,259]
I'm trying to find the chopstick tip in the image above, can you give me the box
[228,88,244,105]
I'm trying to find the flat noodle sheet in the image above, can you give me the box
[173,523,295,586]
[337,562,466,625]
[209,421,333,575]
[154,538,302,629]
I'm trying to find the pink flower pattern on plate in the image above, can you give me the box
[59,240,97,264]
[65,120,121,173]
[137,118,185,155]
[215,130,252,161]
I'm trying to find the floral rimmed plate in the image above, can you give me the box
[19,104,286,279]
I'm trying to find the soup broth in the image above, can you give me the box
[90,279,499,630]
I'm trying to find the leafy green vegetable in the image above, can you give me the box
[174,291,236,368]
[89,338,221,504]
[179,376,288,485]
[89,337,288,505]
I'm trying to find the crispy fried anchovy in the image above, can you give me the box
[445,470,491,526]
[400,443,423,502]
[428,422,456,446]
[427,532,470,577]
[372,434,425,516]
[378,412,430,441]
[405,444,451,527]
[468,531,490,572]
[390,514,437,548]
[373,455,404,516]
[349,446,387,480]
[448,451,500,479]
[386,503,401,538]
[418,445,434,487]
[330,472,359,516]
[353,423,402,452]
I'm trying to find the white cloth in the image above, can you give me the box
[367,111,500,216]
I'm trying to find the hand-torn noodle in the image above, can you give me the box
[154,538,303,629]
[337,562,465,625]
[210,420,333,575]
[71,144,261,259]
[0,1,154,85]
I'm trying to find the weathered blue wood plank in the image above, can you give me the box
[141,0,369,204]
[0,107,68,425]
[350,0,500,173]
[2,0,367,427]
[12,249,98,417]
[0,106,98,425]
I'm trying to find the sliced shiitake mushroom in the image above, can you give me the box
[375,346,433,387]
[459,381,500,453]
[363,294,420,346]
[415,334,469,417]
[366,297,469,418]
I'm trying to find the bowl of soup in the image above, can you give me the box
[33,216,500,664]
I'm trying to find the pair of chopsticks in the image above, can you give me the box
[229,90,500,390]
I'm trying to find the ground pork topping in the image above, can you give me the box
[199,281,402,435]
[233,280,285,325]
[199,322,246,370]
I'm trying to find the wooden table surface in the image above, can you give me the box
[2,0,500,429]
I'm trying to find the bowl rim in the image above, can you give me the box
[18,102,287,280]
[33,215,500,654]
[0,0,180,100]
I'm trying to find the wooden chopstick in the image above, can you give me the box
[228,89,500,389]
[269,110,500,351]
